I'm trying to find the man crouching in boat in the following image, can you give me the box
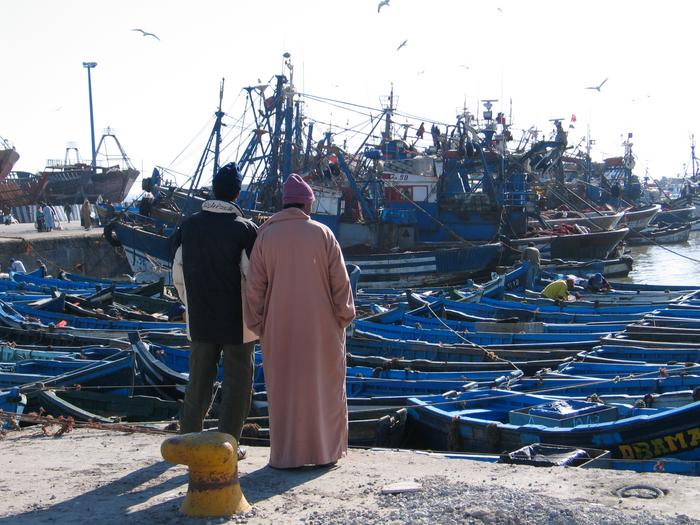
[171,162,258,460]
[541,277,579,302]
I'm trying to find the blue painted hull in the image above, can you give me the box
[408,390,700,459]
[354,320,604,347]
[11,302,185,331]
[345,243,502,287]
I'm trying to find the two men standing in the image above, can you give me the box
[173,168,355,468]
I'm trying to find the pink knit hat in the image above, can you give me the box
[282,174,315,205]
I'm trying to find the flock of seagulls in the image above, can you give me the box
[131,10,610,100]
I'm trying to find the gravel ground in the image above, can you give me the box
[306,476,698,525]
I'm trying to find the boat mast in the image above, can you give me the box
[180,79,226,219]
[82,61,98,177]
[691,134,697,180]
[212,78,225,179]
[282,55,295,182]
[384,84,394,142]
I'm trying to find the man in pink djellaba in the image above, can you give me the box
[245,173,355,469]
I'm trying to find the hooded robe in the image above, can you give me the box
[244,207,355,468]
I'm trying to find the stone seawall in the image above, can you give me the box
[0,224,131,278]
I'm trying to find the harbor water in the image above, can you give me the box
[623,231,700,286]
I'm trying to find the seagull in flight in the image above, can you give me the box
[585,77,608,92]
[396,39,408,51]
[131,28,160,41]
[377,0,390,13]
[458,64,471,70]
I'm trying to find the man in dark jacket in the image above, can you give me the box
[171,162,257,457]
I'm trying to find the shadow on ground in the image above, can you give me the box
[0,460,333,524]
[0,461,182,525]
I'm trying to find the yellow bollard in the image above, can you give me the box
[161,431,250,517]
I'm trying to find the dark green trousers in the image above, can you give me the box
[179,341,255,442]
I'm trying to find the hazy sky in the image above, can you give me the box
[3,1,697,196]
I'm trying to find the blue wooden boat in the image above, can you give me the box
[505,227,629,261]
[579,345,700,364]
[348,334,589,368]
[600,334,700,349]
[641,316,700,329]
[9,297,185,331]
[511,289,696,306]
[0,325,132,349]
[255,364,523,398]
[1,356,133,391]
[0,359,96,388]
[556,361,699,378]
[479,296,661,315]
[512,374,700,399]
[10,354,136,411]
[30,389,180,423]
[348,366,521,395]
[371,305,628,335]
[433,297,646,324]
[0,387,26,427]
[408,389,700,459]
[346,352,568,376]
[354,320,604,347]
[344,243,502,288]
[131,337,189,400]
[622,323,700,343]
[541,256,634,279]
[0,344,122,362]
[12,271,142,292]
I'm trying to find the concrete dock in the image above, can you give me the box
[0,429,697,524]
[0,222,131,278]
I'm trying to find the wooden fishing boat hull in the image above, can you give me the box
[651,205,696,225]
[580,344,700,364]
[621,204,661,230]
[0,171,48,207]
[346,353,568,376]
[541,256,633,278]
[353,320,604,347]
[348,334,588,365]
[507,228,628,261]
[37,166,140,205]
[0,148,20,181]
[344,243,502,288]
[30,389,179,422]
[112,218,504,289]
[0,387,27,428]
[132,339,188,400]
[626,223,691,246]
[535,211,624,231]
[408,390,700,459]
[11,301,185,332]
[241,407,408,449]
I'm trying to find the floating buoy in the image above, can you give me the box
[161,431,250,517]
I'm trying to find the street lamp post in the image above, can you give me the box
[82,61,98,177]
